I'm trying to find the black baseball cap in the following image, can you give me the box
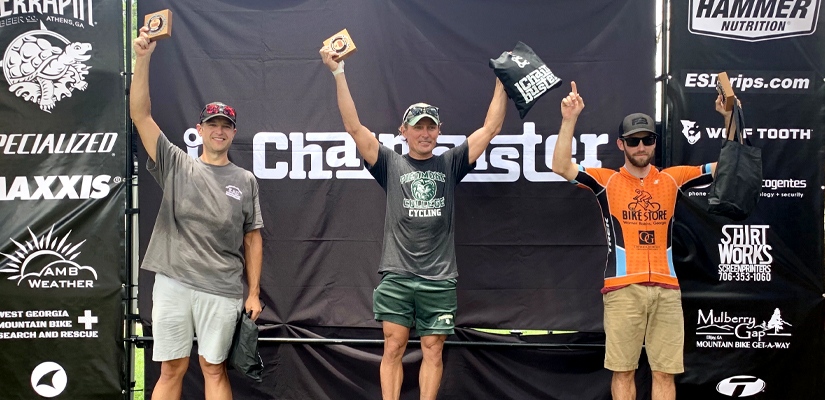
[199,102,237,127]
[621,113,656,137]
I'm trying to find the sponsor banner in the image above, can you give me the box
[670,1,825,397]
[0,1,126,399]
[688,0,822,42]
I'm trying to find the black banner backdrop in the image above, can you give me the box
[0,2,126,399]
[135,0,657,398]
[667,0,825,399]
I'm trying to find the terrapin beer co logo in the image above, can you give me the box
[0,225,98,289]
[689,0,821,42]
[0,0,97,112]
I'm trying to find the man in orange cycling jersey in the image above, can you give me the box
[552,82,736,400]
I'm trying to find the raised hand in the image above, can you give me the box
[133,26,156,58]
[561,81,584,120]
[319,45,341,73]
[715,93,742,117]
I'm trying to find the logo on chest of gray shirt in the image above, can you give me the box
[225,185,242,201]
[400,171,446,217]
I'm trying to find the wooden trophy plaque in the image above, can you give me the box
[323,29,357,61]
[716,71,735,112]
[145,9,173,41]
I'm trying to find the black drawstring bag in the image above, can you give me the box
[227,311,264,382]
[707,103,762,220]
[489,41,562,119]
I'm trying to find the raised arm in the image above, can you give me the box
[243,229,263,321]
[466,78,508,163]
[319,47,380,166]
[551,81,585,181]
[130,26,162,162]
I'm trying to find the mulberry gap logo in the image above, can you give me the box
[0,225,98,289]
[695,308,792,349]
[1,21,92,112]
[689,0,821,42]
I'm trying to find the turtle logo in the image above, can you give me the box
[1,21,92,113]
[31,361,68,397]
[411,179,436,201]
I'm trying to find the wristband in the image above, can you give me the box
[332,61,345,76]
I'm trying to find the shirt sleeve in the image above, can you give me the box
[662,164,714,189]
[447,141,475,182]
[146,132,188,189]
[245,172,264,233]
[574,166,615,195]
[367,145,392,191]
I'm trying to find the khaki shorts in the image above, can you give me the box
[152,274,243,364]
[603,284,684,374]
[373,273,457,336]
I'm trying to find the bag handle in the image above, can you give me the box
[724,101,747,145]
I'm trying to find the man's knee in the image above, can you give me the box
[420,335,445,362]
[159,358,189,381]
[652,371,675,383]
[198,357,228,380]
[613,370,635,382]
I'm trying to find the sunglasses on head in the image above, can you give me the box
[203,103,236,120]
[622,135,656,147]
[403,105,439,123]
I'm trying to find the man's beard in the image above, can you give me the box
[625,148,654,168]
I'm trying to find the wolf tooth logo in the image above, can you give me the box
[690,0,821,42]
[30,361,68,397]
[0,22,92,112]
[0,225,98,289]
[717,375,766,397]
[681,120,702,144]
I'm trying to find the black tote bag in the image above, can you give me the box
[707,103,762,220]
[227,311,264,382]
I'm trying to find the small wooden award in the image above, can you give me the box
[145,9,173,41]
[323,29,357,61]
[716,72,735,112]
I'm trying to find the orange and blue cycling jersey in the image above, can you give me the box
[573,164,714,293]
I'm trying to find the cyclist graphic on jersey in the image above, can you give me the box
[628,189,660,211]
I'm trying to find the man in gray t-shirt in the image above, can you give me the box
[321,46,507,400]
[132,27,263,400]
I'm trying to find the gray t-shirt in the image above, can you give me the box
[367,142,474,280]
[141,132,263,298]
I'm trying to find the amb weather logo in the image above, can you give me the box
[0,225,98,289]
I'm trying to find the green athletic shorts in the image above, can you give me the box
[373,273,457,336]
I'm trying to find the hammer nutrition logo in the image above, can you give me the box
[689,0,821,41]
[0,225,98,289]
[718,225,772,282]
[30,361,67,397]
[696,308,792,349]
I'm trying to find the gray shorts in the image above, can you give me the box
[151,274,242,364]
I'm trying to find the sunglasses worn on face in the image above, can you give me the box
[622,135,656,147]
[404,105,439,123]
